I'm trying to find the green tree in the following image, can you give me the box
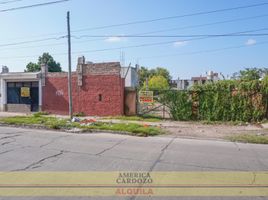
[138,66,150,87]
[25,62,40,72]
[232,68,268,81]
[262,75,268,94]
[151,67,172,83]
[25,53,62,72]
[144,75,169,91]
[38,53,62,72]
[138,66,172,87]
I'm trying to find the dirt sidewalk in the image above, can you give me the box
[99,118,268,139]
[161,121,268,139]
[1,112,267,140]
[0,112,27,118]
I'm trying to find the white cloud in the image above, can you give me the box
[173,41,188,47]
[245,39,257,46]
[105,36,122,43]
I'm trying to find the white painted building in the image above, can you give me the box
[0,66,42,112]
[177,71,221,90]
[177,79,194,90]
[121,66,139,88]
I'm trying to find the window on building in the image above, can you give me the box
[15,82,23,88]
[7,82,15,88]
[99,94,102,102]
[6,82,39,106]
[31,82,39,87]
[23,82,31,87]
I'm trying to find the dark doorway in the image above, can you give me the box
[7,82,39,112]
[30,87,39,112]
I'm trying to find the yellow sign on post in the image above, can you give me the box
[139,91,154,103]
[21,87,30,97]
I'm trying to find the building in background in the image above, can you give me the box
[176,71,220,90]
[170,80,178,89]
[120,65,139,88]
[177,79,194,90]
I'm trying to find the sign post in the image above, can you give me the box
[139,91,154,104]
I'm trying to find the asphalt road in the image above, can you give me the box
[0,126,267,200]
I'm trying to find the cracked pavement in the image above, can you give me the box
[0,126,267,200]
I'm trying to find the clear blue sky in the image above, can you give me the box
[0,0,268,79]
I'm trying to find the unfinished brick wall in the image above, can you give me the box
[42,62,125,116]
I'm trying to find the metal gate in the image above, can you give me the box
[7,82,39,112]
[138,90,171,119]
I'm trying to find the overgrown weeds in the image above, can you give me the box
[0,114,163,137]
[159,80,268,122]
[226,134,268,144]
[103,114,162,122]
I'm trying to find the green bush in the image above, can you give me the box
[160,90,192,121]
[33,111,50,118]
[159,79,268,122]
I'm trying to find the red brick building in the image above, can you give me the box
[41,58,125,116]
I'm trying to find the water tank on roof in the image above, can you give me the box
[1,66,9,74]
[207,70,213,80]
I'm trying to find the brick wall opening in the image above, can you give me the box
[99,94,102,102]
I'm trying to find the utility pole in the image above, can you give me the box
[67,11,73,119]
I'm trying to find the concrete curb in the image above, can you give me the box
[0,123,145,137]
[0,123,228,141]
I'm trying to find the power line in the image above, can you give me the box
[0,23,267,50]
[0,0,23,5]
[0,41,66,51]
[1,7,267,44]
[1,13,268,51]
[1,39,267,61]
[2,12,268,43]
[0,38,102,52]
[0,27,267,58]
[2,13,268,47]
[0,36,66,47]
[3,27,266,49]
[72,33,268,39]
[0,1,266,47]
[66,28,268,54]
[139,41,268,60]
[0,0,69,13]
[72,2,268,32]
[1,29,266,49]
[132,14,268,35]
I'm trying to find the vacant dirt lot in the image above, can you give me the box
[98,117,268,139]
[161,121,268,139]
